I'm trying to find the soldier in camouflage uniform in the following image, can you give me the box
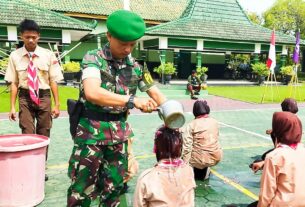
[67,10,166,207]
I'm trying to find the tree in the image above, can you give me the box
[263,0,305,38]
[247,12,263,25]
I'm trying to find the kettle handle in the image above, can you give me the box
[157,107,163,120]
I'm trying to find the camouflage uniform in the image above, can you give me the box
[67,44,153,207]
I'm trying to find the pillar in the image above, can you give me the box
[280,54,286,67]
[300,49,305,72]
[97,36,102,49]
[253,53,259,64]
[196,52,202,69]
[159,50,166,84]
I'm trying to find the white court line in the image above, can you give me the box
[0,112,158,121]
[218,121,270,141]
[211,107,281,113]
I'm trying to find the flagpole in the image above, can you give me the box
[290,29,301,100]
[261,72,270,103]
[271,70,273,102]
[261,29,280,103]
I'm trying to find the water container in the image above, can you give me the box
[0,134,50,207]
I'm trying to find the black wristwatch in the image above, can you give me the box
[126,95,135,109]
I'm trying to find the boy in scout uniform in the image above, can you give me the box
[67,10,166,207]
[5,19,63,180]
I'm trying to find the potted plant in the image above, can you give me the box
[153,62,177,84]
[251,62,269,85]
[196,66,208,82]
[63,61,81,82]
[226,60,239,79]
[280,65,294,85]
[0,57,8,78]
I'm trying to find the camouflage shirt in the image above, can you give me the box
[74,44,154,146]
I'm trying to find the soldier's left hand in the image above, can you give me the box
[135,97,157,113]
[52,105,60,118]
[146,99,158,113]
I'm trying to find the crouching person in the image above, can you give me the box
[134,126,196,207]
[181,100,222,180]
[248,112,305,207]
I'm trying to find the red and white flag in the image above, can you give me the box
[266,30,276,74]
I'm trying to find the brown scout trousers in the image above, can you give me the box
[18,88,52,160]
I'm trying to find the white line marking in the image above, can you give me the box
[219,121,270,140]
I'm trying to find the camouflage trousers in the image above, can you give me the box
[67,142,128,207]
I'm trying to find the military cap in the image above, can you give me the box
[106,10,145,42]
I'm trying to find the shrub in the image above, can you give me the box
[153,62,176,75]
[251,62,269,76]
[0,58,9,72]
[196,66,208,77]
[280,65,295,76]
[63,61,80,72]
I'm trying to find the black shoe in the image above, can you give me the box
[194,92,200,95]
[45,174,49,181]
[191,96,198,100]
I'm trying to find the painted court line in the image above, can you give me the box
[48,155,259,202]
[223,143,272,150]
[47,142,272,170]
[218,121,271,141]
[210,169,258,201]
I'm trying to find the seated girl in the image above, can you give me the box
[133,126,196,207]
[251,98,299,172]
[252,112,305,207]
[181,100,222,180]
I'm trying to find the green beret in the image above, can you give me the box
[107,10,145,42]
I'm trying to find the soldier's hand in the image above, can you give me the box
[51,105,60,119]
[9,108,17,121]
[134,97,157,113]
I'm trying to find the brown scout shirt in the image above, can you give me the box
[5,46,63,89]
[258,143,305,207]
[181,116,222,169]
[134,162,196,207]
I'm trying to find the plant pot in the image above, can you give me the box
[200,74,208,82]
[258,75,265,85]
[283,75,292,85]
[75,71,82,82]
[159,75,172,84]
[232,70,238,80]
[165,74,172,83]
[63,72,75,82]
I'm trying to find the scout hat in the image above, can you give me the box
[106,10,145,42]
[272,111,302,145]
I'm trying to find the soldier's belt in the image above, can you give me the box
[82,109,127,122]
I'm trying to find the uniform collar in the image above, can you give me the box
[157,158,184,168]
[99,43,134,66]
[21,45,42,57]
[277,142,300,150]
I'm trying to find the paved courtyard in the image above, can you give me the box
[1,91,305,206]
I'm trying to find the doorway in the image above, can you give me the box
[177,51,192,79]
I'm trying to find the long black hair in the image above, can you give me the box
[154,126,182,161]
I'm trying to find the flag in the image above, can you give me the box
[266,30,276,74]
[292,31,300,64]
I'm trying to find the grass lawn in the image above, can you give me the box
[1,84,304,112]
[208,84,305,103]
[0,86,79,113]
